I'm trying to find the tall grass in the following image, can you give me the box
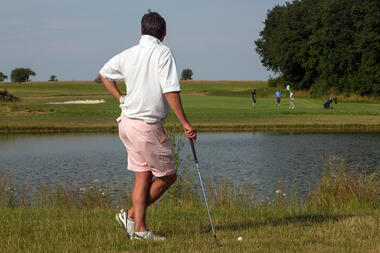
[308,158,380,212]
[1,158,379,213]
[1,158,379,252]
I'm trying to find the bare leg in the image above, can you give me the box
[131,171,152,232]
[129,172,177,232]
[147,173,177,205]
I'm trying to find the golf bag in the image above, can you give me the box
[323,97,337,109]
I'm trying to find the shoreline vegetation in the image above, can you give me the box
[0,81,379,134]
[1,124,380,134]
[1,157,379,252]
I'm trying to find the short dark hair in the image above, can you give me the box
[141,11,166,39]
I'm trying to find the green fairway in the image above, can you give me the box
[0,81,379,132]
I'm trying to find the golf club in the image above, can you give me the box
[189,138,219,246]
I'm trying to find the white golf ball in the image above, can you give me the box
[237,236,243,241]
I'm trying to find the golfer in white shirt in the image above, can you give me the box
[98,11,197,241]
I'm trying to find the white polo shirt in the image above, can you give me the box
[99,35,181,123]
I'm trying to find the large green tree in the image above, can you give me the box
[255,0,380,96]
[0,72,7,82]
[11,68,36,83]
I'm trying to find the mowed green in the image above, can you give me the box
[1,81,379,132]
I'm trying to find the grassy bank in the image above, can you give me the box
[1,205,380,252]
[0,81,379,133]
[1,158,380,252]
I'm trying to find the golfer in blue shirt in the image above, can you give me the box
[275,90,282,106]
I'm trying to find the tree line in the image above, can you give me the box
[0,68,58,83]
[2,67,193,83]
[255,0,380,96]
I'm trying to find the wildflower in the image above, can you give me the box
[283,193,286,197]
[94,179,99,183]
[80,187,86,192]
[275,190,281,194]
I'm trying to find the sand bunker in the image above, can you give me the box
[47,99,105,105]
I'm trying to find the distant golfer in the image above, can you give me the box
[98,11,196,241]
[275,90,282,106]
[251,89,257,108]
[289,90,295,109]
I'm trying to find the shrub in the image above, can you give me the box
[0,89,19,102]
[308,158,380,212]
[0,72,7,82]
[310,78,331,97]
[268,75,286,88]
[49,75,58,82]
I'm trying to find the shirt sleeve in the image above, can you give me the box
[158,48,181,93]
[99,54,124,81]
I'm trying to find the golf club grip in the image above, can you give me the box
[189,138,198,164]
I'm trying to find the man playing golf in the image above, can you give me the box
[98,11,197,241]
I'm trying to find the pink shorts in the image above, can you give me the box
[117,113,176,177]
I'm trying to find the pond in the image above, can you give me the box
[1,133,379,199]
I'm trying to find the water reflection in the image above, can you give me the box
[0,132,379,199]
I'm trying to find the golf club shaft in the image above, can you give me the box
[189,138,217,239]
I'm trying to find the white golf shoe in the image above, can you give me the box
[131,230,166,241]
[115,209,134,238]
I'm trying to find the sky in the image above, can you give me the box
[0,0,288,81]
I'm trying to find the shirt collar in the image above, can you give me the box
[139,35,161,46]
